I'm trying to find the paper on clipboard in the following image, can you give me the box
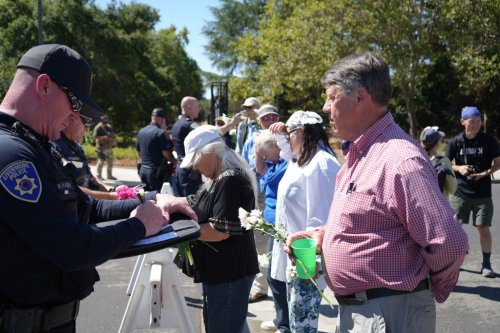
[133,224,178,246]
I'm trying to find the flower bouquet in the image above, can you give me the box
[238,208,287,243]
[115,185,145,200]
[238,207,334,309]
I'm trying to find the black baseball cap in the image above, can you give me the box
[151,107,167,118]
[17,44,104,120]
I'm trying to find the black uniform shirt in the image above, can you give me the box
[446,131,500,198]
[136,122,174,167]
[0,112,146,305]
[171,116,198,158]
[52,133,97,189]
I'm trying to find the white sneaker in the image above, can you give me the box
[481,266,496,278]
[260,320,278,331]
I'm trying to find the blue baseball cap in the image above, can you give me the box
[461,106,481,120]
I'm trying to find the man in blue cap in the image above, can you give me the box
[446,106,500,278]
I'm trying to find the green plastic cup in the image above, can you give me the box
[291,238,317,279]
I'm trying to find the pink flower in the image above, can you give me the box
[115,185,139,200]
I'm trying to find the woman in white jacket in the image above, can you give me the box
[269,111,340,333]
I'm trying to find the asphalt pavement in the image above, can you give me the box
[80,164,500,332]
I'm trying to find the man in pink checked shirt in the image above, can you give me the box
[285,52,469,333]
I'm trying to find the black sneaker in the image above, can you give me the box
[481,264,496,278]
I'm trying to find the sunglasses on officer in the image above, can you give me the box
[55,82,91,127]
[79,113,93,128]
[58,85,84,114]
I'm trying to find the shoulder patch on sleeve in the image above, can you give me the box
[190,122,199,129]
[0,160,42,203]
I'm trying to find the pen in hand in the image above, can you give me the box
[135,185,146,203]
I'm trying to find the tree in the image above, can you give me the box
[0,0,204,134]
[203,0,266,76]
[443,0,500,137]
[235,0,358,113]
[214,0,500,138]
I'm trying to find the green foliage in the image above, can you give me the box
[236,0,354,112]
[0,0,204,133]
[203,0,500,139]
[202,0,266,75]
[82,141,138,162]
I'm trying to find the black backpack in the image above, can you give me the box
[432,156,452,192]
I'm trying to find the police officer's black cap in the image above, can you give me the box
[152,108,167,118]
[17,44,104,120]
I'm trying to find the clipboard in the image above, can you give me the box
[109,215,200,259]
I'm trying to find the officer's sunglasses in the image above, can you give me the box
[56,83,91,127]
[58,85,84,114]
[79,113,93,128]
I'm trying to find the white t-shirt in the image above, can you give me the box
[271,148,340,285]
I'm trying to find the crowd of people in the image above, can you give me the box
[0,44,498,333]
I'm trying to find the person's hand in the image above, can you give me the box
[284,229,325,263]
[457,165,471,176]
[130,200,166,237]
[474,170,490,181]
[231,112,243,126]
[240,110,249,120]
[155,193,198,223]
[269,122,286,135]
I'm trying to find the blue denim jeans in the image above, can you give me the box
[202,275,255,333]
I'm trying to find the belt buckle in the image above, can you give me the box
[335,291,367,306]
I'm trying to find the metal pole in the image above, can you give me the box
[37,0,43,45]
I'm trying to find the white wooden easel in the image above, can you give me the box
[118,183,195,333]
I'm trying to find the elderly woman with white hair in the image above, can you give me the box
[269,111,340,333]
[178,125,260,333]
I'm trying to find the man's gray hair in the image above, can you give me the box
[321,52,392,106]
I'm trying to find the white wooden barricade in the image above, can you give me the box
[118,183,195,333]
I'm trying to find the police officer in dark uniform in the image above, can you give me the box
[136,108,177,191]
[0,44,196,333]
[53,124,103,191]
[52,118,116,200]
[171,96,203,196]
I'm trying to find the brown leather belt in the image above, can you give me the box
[0,300,79,332]
[335,279,430,306]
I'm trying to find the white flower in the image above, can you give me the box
[257,254,269,267]
[250,209,261,218]
[238,207,252,230]
[238,207,287,242]
[286,265,298,282]
[247,215,260,227]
